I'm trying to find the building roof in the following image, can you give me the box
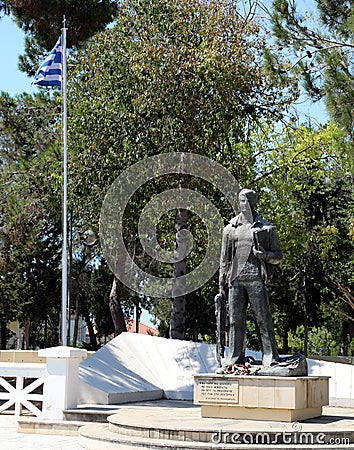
[125,319,159,336]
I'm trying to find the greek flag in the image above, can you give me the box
[33,36,62,87]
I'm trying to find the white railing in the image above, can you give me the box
[0,362,46,418]
[0,347,86,421]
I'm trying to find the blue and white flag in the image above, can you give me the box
[33,36,62,87]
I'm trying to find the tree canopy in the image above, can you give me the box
[271,0,354,137]
[0,0,118,75]
[1,0,353,352]
[67,0,296,339]
[0,91,62,347]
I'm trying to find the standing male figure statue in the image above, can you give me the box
[218,188,282,370]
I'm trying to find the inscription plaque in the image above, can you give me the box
[195,377,239,404]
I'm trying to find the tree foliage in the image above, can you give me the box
[0,90,120,348]
[0,91,63,347]
[271,0,354,137]
[2,0,353,352]
[67,0,295,339]
[252,123,354,354]
[1,0,117,48]
[1,0,118,75]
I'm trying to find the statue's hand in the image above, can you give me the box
[253,248,267,260]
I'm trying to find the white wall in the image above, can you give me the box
[308,357,354,407]
[78,333,217,404]
[78,333,354,407]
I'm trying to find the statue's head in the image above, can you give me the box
[239,188,257,211]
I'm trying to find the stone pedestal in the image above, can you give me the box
[39,346,87,420]
[194,374,329,422]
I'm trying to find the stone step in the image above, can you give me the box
[105,405,354,446]
[3,406,119,437]
[79,423,354,450]
[107,417,354,447]
[63,406,121,423]
[17,416,92,436]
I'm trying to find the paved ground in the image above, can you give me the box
[0,428,82,450]
[0,410,83,450]
[1,402,354,449]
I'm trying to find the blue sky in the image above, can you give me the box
[0,15,37,96]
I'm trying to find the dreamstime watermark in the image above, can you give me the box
[99,152,241,298]
[211,422,350,446]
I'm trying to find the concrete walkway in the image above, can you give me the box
[0,429,81,450]
[2,402,354,449]
[0,421,81,450]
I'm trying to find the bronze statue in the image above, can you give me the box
[218,188,282,372]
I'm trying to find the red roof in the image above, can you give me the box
[125,319,159,336]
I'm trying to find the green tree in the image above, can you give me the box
[89,261,115,341]
[288,325,341,356]
[0,91,63,348]
[68,0,294,340]
[0,1,118,75]
[271,0,354,138]
[253,123,354,355]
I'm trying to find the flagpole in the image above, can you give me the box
[61,16,68,346]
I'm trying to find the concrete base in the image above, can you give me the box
[201,405,323,422]
[77,400,354,449]
[194,374,330,422]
